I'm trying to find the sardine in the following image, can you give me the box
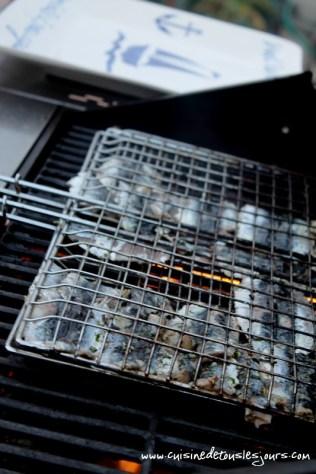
[245,359,273,428]
[77,287,122,359]
[233,276,252,334]
[250,279,273,358]
[97,157,161,188]
[161,304,208,351]
[291,219,311,256]
[237,204,270,247]
[295,353,315,422]
[251,306,273,358]
[149,345,197,383]
[70,156,204,231]
[23,267,78,351]
[161,305,238,357]
[196,359,240,396]
[172,196,201,229]
[214,241,292,280]
[254,208,271,247]
[100,331,129,369]
[273,219,290,252]
[293,290,314,354]
[125,338,155,372]
[68,172,106,202]
[66,224,169,264]
[100,288,174,372]
[270,344,294,412]
[100,287,172,370]
[23,264,120,355]
[233,277,274,359]
[147,190,202,229]
[125,316,161,372]
[201,310,238,358]
[274,291,293,344]
[219,201,238,234]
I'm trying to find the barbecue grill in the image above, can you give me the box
[0,71,316,473]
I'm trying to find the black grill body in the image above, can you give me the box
[0,73,316,474]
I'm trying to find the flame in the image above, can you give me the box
[161,276,181,284]
[116,460,141,473]
[306,297,316,304]
[153,264,240,285]
[191,269,240,285]
[153,267,316,310]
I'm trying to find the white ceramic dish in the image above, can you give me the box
[0,0,303,95]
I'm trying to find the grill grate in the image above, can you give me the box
[5,128,316,430]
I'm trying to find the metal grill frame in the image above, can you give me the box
[4,128,316,425]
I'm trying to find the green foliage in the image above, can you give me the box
[192,0,278,30]
[152,0,280,30]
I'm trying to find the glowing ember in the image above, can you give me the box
[152,264,240,285]
[116,459,142,474]
[306,296,316,304]
[161,276,181,284]
[190,269,240,285]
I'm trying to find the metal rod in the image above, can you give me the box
[5,127,316,426]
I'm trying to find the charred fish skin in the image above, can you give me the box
[293,290,314,355]
[273,284,293,343]
[273,219,290,252]
[162,304,238,357]
[51,272,105,352]
[247,360,272,409]
[202,310,238,359]
[270,344,294,413]
[149,345,197,384]
[195,333,245,398]
[233,277,274,358]
[233,276,252,334]
[251,306,273,359]
[219,201,238,235]
[237,204,270,247]
[215,241,285,278]
[23,264,122,355]
[125,316,161,372]
[161,304,208,351]
[102,288,174,373]
[23,313,60,351]
[100,331,129,369]
[66,224,169,264]
[125,336,155,373]
[202,311,228,358]
[76,306,107,360]
[254,209,271,247]
[236,204,305,253]
[245,360,273,428]
[237,204,255,242]
[215,240,307,284]
[68,172,107,202]
[22,267,75,351]
[145,189,202,230]
[250,279,273,358]
[295,353,315,422]
[70,155,207,232]
[172,196,201,229]
[77,287,122,359]
[23,279,62,349]
[196,358,240,397]
[291,219,311,256]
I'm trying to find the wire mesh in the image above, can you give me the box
[6,128,316,425]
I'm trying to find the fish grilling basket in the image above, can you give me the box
[4,128,316,428]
